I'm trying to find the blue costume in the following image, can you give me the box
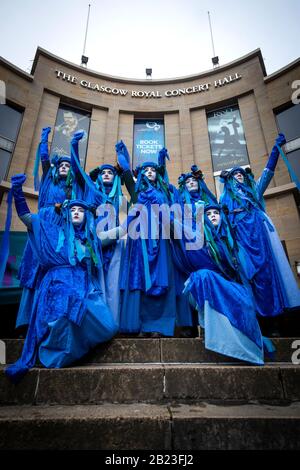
[70,132,129,327]
[219,133,300,317]
[172,204,265,364]
[177,165,217,207]
[16,127,82,329]
[6,180,117,383]
[119,151,178,337]
[174,166,218,329]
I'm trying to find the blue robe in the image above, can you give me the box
[16,169,82,328]
[119,184,177,336]
[172,221,264,364]
[220,168,300,316]
[6,215,117,383]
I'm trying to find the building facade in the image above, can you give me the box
[0,47,299,281]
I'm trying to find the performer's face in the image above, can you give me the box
[144,166,157,182]
[233,171,244,184]
[101,169,115,184]
[58,161,71,178]
[206,209,220,227]
[185,177,198,192]
[70,206,85,226]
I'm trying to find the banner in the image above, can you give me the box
[207,105,249,172]
[51,105,91,167]
[133,120,164,168]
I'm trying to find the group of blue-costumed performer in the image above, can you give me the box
[15,127,83,331]
[5,172,117,383]
[5,127,300,381]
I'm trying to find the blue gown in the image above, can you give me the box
[119,184,177,336]
[5,214,117,383]
[172,215,265,364]
[174,182,217,328]
[16,165,82,328]
[220,168,300,316]
[70,145,126,328]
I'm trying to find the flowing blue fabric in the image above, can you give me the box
[185,269,262,348]
[70,138,125,325]
[277,144,300,190]
[119,175,177,335]
[220,167,300,316]
[16,155,83,328]
[5,213,117,383]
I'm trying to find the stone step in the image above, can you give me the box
[1,363,299,405]
[0,402,299,450]
[2,337,298,365]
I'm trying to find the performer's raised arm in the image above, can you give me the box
[11,174,32,229]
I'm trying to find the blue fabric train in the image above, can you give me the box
[5,180,117,383]
[172,204,265,364]
[219,133,300,317]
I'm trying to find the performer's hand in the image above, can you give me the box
[275,133,286,147]
[115,140,130,171]
[72,130,85,143]
[158,147,169,167]
[11,174,27,187]
[41,127,51,143]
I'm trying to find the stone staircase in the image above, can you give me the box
[0,337,300,450]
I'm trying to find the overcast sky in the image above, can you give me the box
[0,0,299,79]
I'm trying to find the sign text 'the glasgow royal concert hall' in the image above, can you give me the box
[55,70,242,99]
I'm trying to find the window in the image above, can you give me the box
[133,119,165,168]
[207,104,250,195]
[0,104,23,181]
[276,104,300,182]
[50,104,91,167]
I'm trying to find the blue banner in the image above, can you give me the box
[133,120,165,168]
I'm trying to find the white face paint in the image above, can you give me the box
[70,206,85,226]
[206,209,221,227]
[144,166,157,182]
[101,168,115,184]
[233,171,244,184]
[58,161,71,178]
[185,176,198,192]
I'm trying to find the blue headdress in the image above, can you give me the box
[55,199,101,271]
[178,165,217,206]
[203,203,239,280]
[89,163,123,208]
[134,156,171,199]
[219,166,265,211]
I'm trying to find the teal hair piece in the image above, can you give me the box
[33,143,41,191]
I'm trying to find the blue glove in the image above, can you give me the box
[266,133,286,171]
[115,140,130,171]
[275,133,286,148]
[158,147,169,167]
[41,127,51,143]
[71,130,85,162]
[11,174,30,217]
[72,130,85,144]
[40,127,51,161]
